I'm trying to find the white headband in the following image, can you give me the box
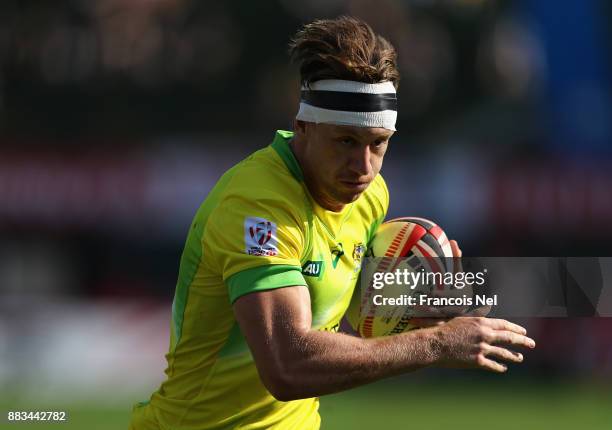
[295,79,397,131]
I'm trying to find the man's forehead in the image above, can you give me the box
[324,124,394,139]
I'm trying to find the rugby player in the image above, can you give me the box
[129,16,535,430]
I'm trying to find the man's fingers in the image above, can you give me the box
[484,345,523,364]
[489,330,536,349]
[450,240,462,258]
[449,240,463,274]
[482,318,528,335]
[476,354,507,373]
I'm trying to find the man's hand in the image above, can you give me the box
[431,316,536,373]
[408,239,490,328]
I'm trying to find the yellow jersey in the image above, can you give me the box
[130,130,389,429]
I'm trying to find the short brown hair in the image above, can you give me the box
[289,16,399,89]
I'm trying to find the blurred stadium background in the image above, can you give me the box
[0,0,611,428]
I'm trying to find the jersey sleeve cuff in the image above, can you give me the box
[226,264,307,304]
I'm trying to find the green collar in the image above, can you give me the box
[271,130,303,182]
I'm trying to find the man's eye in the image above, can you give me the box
[373,140,387,148]
[339,138,354,145]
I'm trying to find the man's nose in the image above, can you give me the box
[348,145,373,177]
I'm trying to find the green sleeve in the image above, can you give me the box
[226,264,307,303]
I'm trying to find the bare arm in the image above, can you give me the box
[233,284,535,401]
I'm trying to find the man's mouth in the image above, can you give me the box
[339,180,370,191]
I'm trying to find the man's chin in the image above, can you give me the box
[335,187,368,204]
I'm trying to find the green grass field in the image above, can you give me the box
[3,378,611,429]
[320,377,612,430]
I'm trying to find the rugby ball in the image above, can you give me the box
[348,217,457,338]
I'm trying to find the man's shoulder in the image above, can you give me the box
[204,135,308,228]
[224,145,304,203]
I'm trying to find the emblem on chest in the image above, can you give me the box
[352,243,366,272]
[327,242,366,272]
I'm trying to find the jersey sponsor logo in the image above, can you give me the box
[302,260,323,277]
[244,217,278,256]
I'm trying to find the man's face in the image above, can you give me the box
[294,122,393,209]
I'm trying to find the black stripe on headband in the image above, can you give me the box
[300,90,397,112]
